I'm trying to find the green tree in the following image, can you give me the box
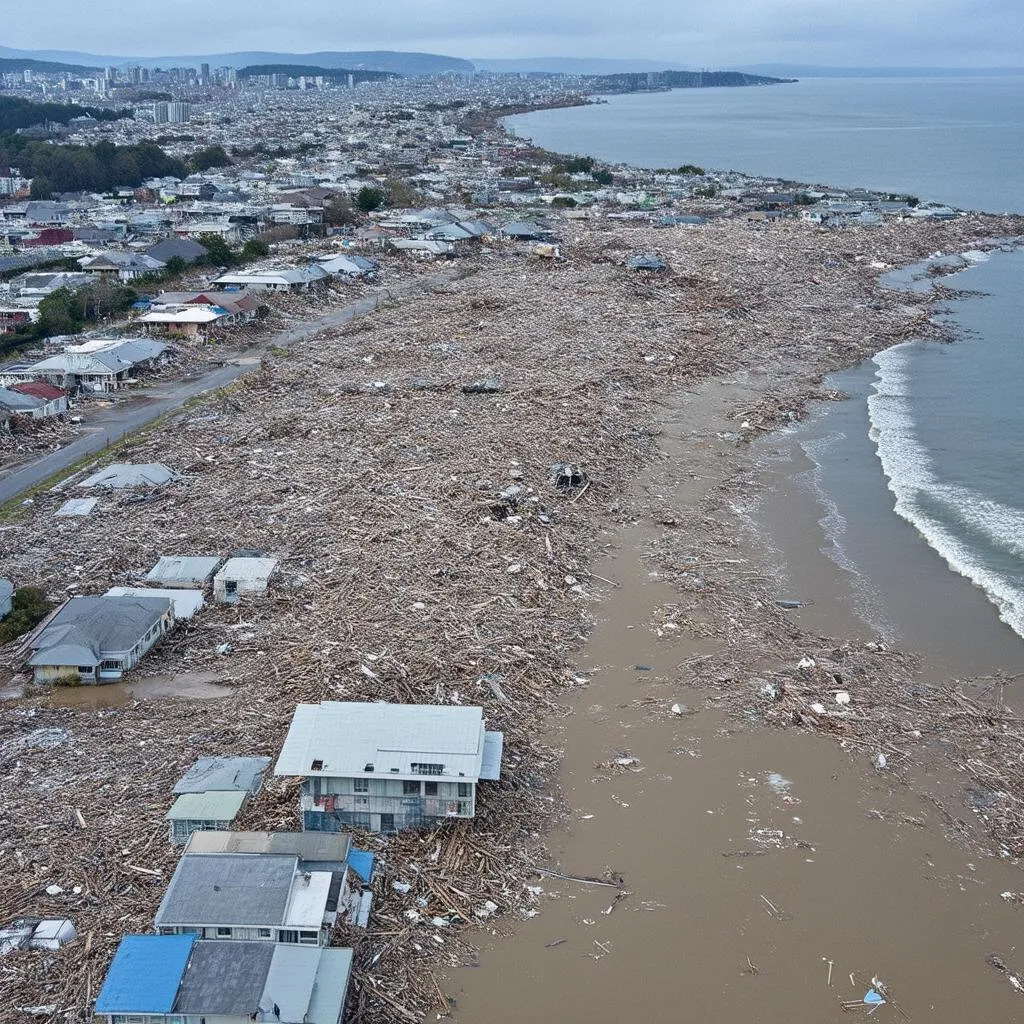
[591,169,614,186]
[188,144,232,172]
[196,233,236,267]
[356,186,385,212]
[29,174,53,199]
[163,255,186,277]
[36,286,83,336]
[0,586,53,645]
[324,194,359,227]
[678,164,705,175]
[240,238,269,261]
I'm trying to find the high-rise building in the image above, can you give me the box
[200,62,210,85]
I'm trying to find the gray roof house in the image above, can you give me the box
[27,595,174,684]
[146,237,209,264]
[275,702,503,833]
[94,935,353,1024]
[166,756,271,845]
[146,555,222,589]
[183,830,375,927]
[154,852,338,945]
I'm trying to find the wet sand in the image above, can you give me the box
[451,377,1024,1023]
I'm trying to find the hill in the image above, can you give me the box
[592,70,796,91]
[0,55,101,76]
[237,64,397,83]
[0,45,471,76]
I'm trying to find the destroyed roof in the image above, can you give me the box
[275,701,491,781]
[146,555,222,586]
[215,556,278,582]
[79,462,177,488]
[29,595,171,665]
[154,853,299,927]
[94,934,197,1014]
[173,755,271,794]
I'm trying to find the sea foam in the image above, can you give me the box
[867,343,1024,638]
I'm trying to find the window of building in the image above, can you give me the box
[403,780,420,795]
[424,781,438,796]
[457,801,470,816]
[355,796,368,807]
[258,928,272,938]
[411,762,444,775]
[216,927,232,937]
[102,659,121,672]
[353,777,369,793]
[280,929,299,944]
[458,783,471,798]
[78,666,94,674]
[299,930,319,944]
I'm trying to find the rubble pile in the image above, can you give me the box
[0,211,1021,1022]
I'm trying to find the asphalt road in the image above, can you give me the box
[0,270,466,506]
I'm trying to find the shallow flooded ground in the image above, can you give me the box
[451,379,1024,1024]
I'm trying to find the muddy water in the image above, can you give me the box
[47,671,234,709]
[452,378,1024,1024]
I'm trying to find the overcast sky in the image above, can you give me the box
[9,0,1024,66]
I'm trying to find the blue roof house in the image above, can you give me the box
[94,934,353,1024]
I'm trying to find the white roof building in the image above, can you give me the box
[275,702,503,783]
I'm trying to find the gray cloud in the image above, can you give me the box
[8,0,1024,65]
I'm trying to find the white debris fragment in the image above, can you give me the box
[810,702,827,715]
[392,881,411,894]
[835,691,851,705]
[670,703,684,715]
[797,656,816,670]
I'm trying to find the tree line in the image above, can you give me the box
[0,95,127,133]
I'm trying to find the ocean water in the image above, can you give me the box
[508,79,1024,657]
[505,77,1024,212]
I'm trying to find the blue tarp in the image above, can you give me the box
[348,848,375,883]
[95,934,196,1014]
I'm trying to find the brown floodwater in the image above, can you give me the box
[48,671,234,709]
[451,378,1024,1024]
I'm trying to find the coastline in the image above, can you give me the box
[4,209,1024,1022]
[3,88,1024,1022]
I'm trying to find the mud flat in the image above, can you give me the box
[452,378,1024,1023]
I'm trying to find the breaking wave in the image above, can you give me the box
[867,344,1024,639]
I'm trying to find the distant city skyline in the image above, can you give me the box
[7,0,1024,68]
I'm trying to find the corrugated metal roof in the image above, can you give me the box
[481,731,504,781]
[306,948,354,1024]
[165,790,247,822]
[94,934,195,1014]
[183,830,351,866]
[173,756,270,794]
[155,853,297,928]
[347,848,375,883]
[263,944,320,1022]
[274,702,486,781]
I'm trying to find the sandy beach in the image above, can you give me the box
[3,210,1024,1022]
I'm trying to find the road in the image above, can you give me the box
[0,269,467,506]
